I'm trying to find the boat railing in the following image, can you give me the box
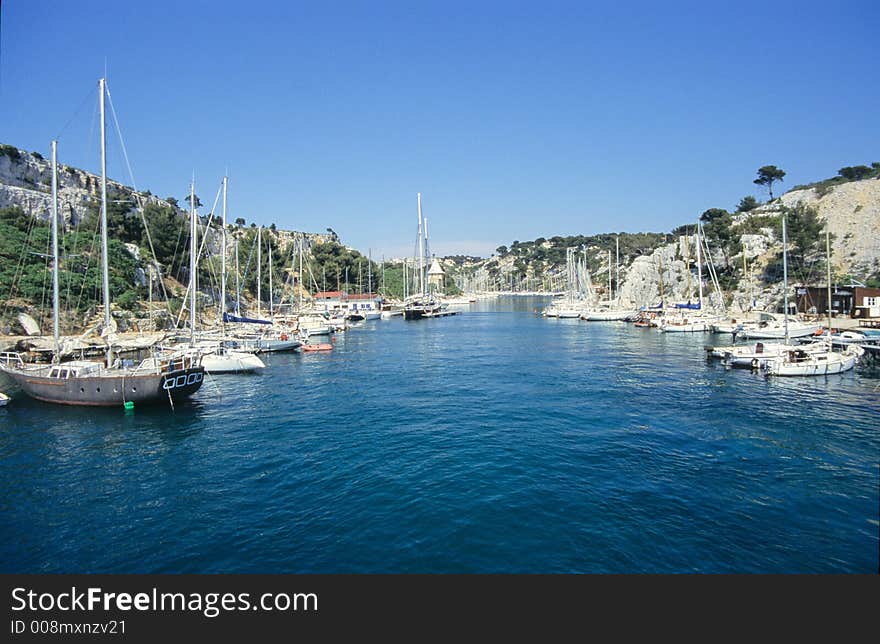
[0,352,26,368]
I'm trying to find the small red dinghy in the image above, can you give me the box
[301,343,333,352]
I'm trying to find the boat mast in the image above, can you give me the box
[99,78,113,367]
[257,226,262,318]
[417,193,424,297]
[615,235,620,304]
[299,236,304,310]
[782,215,789,344]
[189,180,197,345]
[268,233,273,318]
[658,252,665,308]
[696,222,704,309]
[826,225,832,332]
[221,176,227,335]
[368,249,372,299]
[607,250,612,303]
[424,219,430,296]
[50,140,60,360]
[234,236,240,315]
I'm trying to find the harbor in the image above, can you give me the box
[1,2,878,591]
[2,295,877,573]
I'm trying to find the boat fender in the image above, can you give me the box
[280,333,289,341]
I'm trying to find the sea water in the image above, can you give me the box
[1,297,878,572]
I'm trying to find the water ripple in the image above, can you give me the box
[1,296,877,572]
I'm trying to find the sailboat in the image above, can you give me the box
[226,220,302,353]
[404,193,444,320]
[191,178,266,373]
[763,221,864,376]
[581,238,637,321]
[0,80,205,406]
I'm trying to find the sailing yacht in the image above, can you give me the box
[581,240,637,321]
[191,178,265,373]
[763,223,863,376]
[0,80,205,406]
[404,193,443,320]
[659,223,723,332]
[220,233,301,354]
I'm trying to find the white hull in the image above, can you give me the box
[719,341,827,367]
[581,309,636,321]
[0,392,9,407]
[741,324,822,339]
[764,346,863,376]
[660,321,710,332]
[201,350,266,374]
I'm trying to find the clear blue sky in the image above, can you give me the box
[2,1,878,258]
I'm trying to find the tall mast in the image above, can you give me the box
[299,236,304,310]
[189,180,197,345]
[417,193,424,297]
[234,236,240,315]
[268,233,273,318]
[658,252,665,307]
[826,225,833,332]
[607,250,612,303]
[99,78,113,367]
[424,219,431,295]
[257,226,262,318]
[696,222,704,309]
[221,176,227,334]
[782,215,789,344]
[50,140,60,360]
[368,249,372,298]
[615,235,619,303]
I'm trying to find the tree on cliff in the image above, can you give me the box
[753,165,786,200]
[838,165,873,181]
[782,202,828,279]
[184,193,203,209]
[700,208,739,268]
[735,196,759,212]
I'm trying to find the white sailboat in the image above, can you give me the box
[659,224,715,332]
[764,222,863,376]
[190,178,265,374]
[581,239,637,321]
[404,193,443,320]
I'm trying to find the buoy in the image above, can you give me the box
[124,401,135,411]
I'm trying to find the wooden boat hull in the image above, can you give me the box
[1,366,204,406]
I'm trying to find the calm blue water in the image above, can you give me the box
[1,297,878,573]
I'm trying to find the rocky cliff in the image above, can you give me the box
[447,175,879,314]
[0,144,334,254]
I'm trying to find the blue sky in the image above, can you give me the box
[1,1,877,258]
